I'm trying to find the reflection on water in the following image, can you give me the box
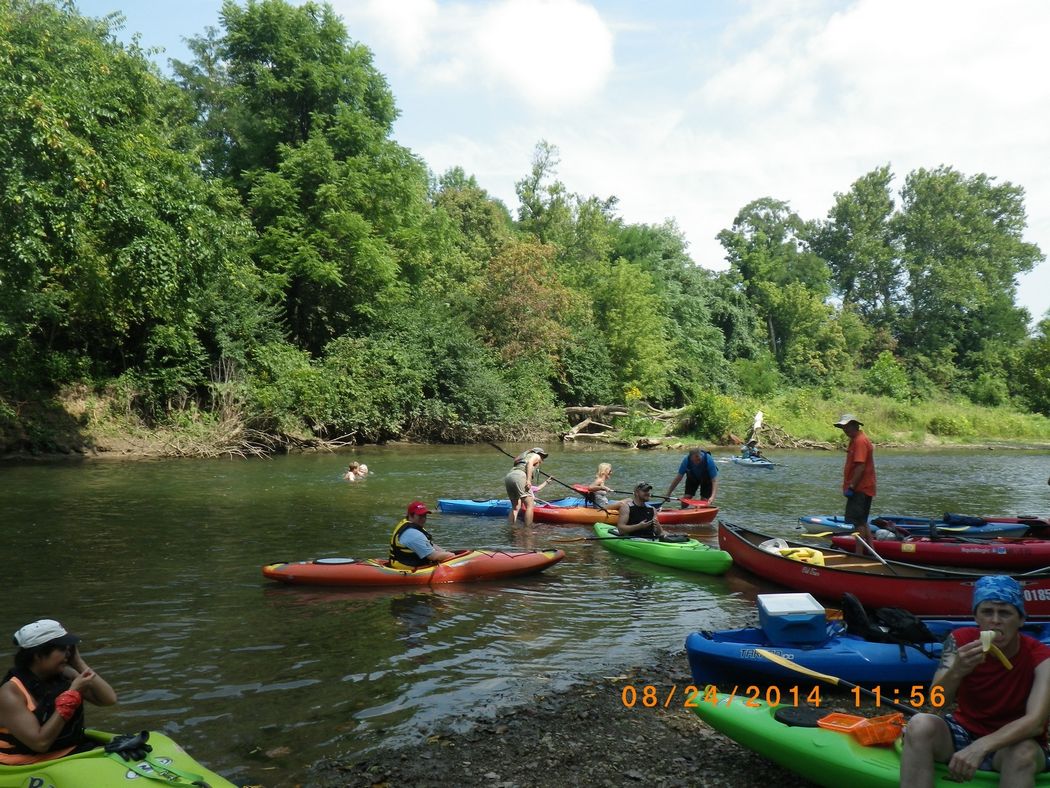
[2,445,1047,784]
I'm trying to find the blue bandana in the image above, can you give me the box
[972,575,1026,618]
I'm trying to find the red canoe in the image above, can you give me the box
[718,521,1050,617]
[531,504,718,526]
[830,534,1050,570]
[262,549,564,587]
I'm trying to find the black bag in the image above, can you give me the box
[875,607,939,647]
[841,593,939,660]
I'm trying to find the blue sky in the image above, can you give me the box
[75,0,1050,323]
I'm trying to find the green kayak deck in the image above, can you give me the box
[0,729,234,788]
[592,524,732,575]
[691,692,1049,787]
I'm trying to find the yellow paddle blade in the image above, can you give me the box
[754,648,843,688]
[797,531,833,538]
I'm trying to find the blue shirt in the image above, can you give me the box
[678,452,719,481]
[399,527,436,559]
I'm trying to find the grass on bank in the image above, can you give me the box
[3,385,1050,458]
[671,388,1050,449]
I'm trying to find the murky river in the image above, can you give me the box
[2,444,1046,785]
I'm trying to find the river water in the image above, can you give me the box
[2,444,1047,785]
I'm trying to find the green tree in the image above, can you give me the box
[718,199,832,368]
[593,258,675,401]
[175,0,396,190]
[178,0,441,353]
[0,0,267,405]
[894,166,1043,368]
[811,166,900,330]
[1010,318,1050,416]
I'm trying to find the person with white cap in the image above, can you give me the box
[833,414,876,551]
[503,447,548,528]
[900,576,1050,785]
[0,619,116,764]
[740,438,764,461]
[389,501,455,569]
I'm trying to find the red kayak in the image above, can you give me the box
[830,534,1050,570]
[262,549,564,587]
[531,503,718,525]
[718,521,1050,617]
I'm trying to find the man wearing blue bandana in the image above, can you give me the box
[901,576,1050,786]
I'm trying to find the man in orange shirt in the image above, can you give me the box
[834,414,876,550]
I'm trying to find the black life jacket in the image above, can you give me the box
[623,502,658,537]
[0,667,85,758]
[389,519,434,568]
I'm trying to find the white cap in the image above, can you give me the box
[12,619,80,649]
[832,414,863,428]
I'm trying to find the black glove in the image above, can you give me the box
[104,731,153,761]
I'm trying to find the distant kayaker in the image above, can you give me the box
[0,619,117,765]
[833,414,876,551]
[900,576,1050,786]
[389,501,455,569]
[741,439,764,460]
[503,447,548,527]
[614,482,665,539]
[664,447,719,507]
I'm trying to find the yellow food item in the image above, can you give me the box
[980,630,995,651]
[979,631,1013,669]
[989,644,1013,670]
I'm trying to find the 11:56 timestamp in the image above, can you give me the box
[854,685,946,708]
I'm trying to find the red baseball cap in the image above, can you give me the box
[407,501,432,516]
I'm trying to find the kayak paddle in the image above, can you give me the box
[755,648,918,716]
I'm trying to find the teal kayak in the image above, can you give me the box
[0,729,234,787]
[592,524,732,575]
[691,692,1049,787]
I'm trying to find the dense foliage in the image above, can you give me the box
[1,0,1048,452]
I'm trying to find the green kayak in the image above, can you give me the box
[691,691,1049,787]
[0,729,234,787]
[592,524,732,575]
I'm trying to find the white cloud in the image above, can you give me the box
[335,0,614,109]
[337,0,440,68]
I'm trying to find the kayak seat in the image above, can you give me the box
[773,706,827,727]
[659,534,690,544]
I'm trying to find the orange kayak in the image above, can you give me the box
[262,548,564,587]
[531,504,718,525]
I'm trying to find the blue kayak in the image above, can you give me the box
[686,620,1050,689]
[797,514,1030,539]
[437,496,585,516]
[731,456,774,469]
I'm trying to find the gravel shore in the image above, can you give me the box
[306,649,828,788]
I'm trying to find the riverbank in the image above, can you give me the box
[3,386,1050,462]
[305,648,880,788]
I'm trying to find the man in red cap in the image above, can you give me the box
[389,501,455,569]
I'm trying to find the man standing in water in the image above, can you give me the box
[834,414,876,550]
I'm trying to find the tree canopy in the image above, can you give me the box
[2,0,1048,450]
